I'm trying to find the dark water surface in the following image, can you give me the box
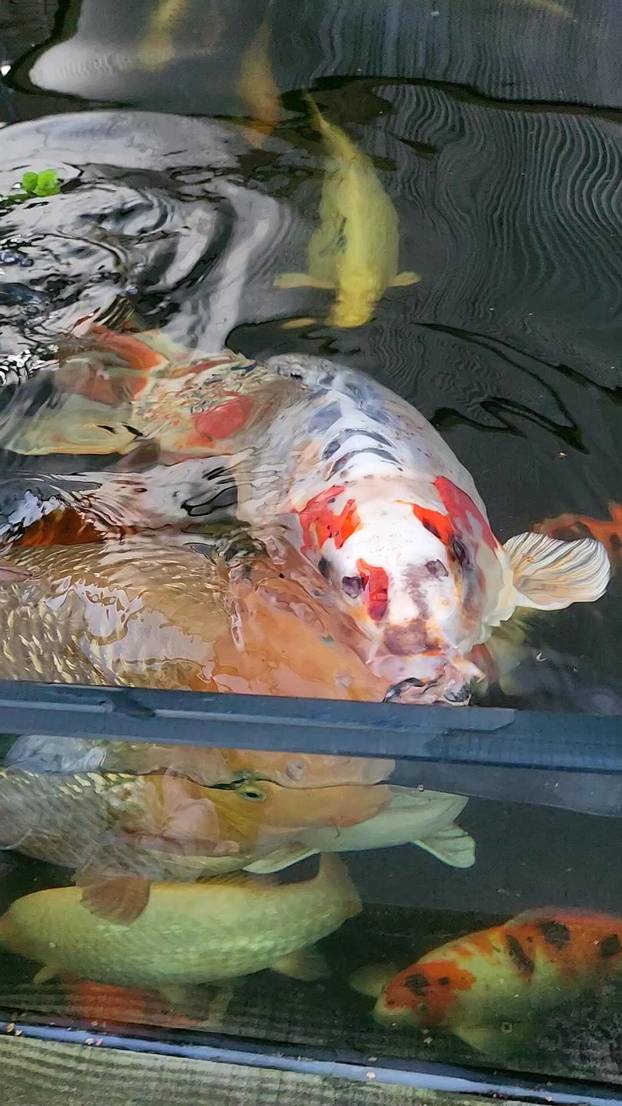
[0,0,621,1090]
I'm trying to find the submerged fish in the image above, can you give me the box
[5,734,395,790]
[536,504,622,569]
[0,333,610,701]
[0,535,389,699]
[252,786,475,873]
[236,16,280,147]
[0,854,361,990]
[0,766,390,891]
[373,909,622,1056]
[276,96,419,327]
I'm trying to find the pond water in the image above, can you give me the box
[0,0,621,1091]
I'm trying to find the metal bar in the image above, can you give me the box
[0,680,621,773]
[0,1018,619,1105]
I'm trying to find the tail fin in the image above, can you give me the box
[504,532,610,610]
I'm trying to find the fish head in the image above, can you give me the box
[304,486,497,702]
[329,282,381,329]
[374,958,474,1028]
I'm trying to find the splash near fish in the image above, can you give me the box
[373,909,622,1057]
[0,330,610,703]
[275,96,420,327]
[0,854,361,992]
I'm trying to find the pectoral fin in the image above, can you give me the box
[244,843,318,874]
[271,944,329,981]
[390,270,421,287]
[413,822,476,868]
[275,272,334,290]
[3,395,138,457]
[33,964,58,985]
[349,961,399,999]
[80,876,151,925]
[504,532,610,609]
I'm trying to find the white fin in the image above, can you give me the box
[244,843,318,874]
[349,961,399,999]
[33,964,57,985]
[271,945,329,981]
[413,823,476,868]
[504,532,610,610]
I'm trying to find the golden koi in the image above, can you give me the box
[236,17,280,147]
[275,96,419,327]
[0,854,361,990]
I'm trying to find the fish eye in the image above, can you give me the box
[342,574,363,597]
[450,537,468,566]
[239,784,267,802]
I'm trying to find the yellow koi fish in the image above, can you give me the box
[276,96,419,327]
[236,16,280,147]
[0,854,361,990]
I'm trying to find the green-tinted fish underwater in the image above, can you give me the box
[0,854,361,991]
[371,909,622,1058]
[276,95,419,327]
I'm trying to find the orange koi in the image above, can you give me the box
[536,504,622,567]
[374,909,622,1056]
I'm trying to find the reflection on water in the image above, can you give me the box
[0,0,621,1089]
[0,734,621,1085]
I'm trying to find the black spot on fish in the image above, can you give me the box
[330,447,397,476]
[318,557,331,579]
[321,428,393,462]
[538,921,571,949]
[425,560,449,579]
[123,424,144,438]
[97,425,117,434]
[342,575,363,598]
[610,534,621,552]
[308,403,342,433]
[599,934,621,959]
[438,977,450,986]
[182,485,238,516]
[506,935,535,976]
[404,973,429,996]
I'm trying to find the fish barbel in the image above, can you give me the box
[0,333,610,701]
[0,854,361,989]
[374,909,622,1057]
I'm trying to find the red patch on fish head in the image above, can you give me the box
[191,394,253,442]
[297,486,361,553]
[434,476,498,552]
[357,559,389,621]
[381,959,475,1028]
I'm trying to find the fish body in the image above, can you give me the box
[0,854,361,988]
[5,734,395,790]
[0,535,388,699]
[1,338,610,699]
[0,762,391,881]
[289,786,475,869]
[374,910,622,1055]
[276,97,419,327]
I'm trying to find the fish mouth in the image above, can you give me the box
[383,675,472,706]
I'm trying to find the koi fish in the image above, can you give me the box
[0,534,389,700]
[0,333,610,701]
[373,909,622,1057]
[0,766,390,895]
[0,854,360,991]
[275,96,419,327]
[536,504,622,569]
[249,786,474,874]
[236,17,280,147]
[5,733,395,790]
[138,0,191,70]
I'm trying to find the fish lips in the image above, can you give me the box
[383,660,481,706]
